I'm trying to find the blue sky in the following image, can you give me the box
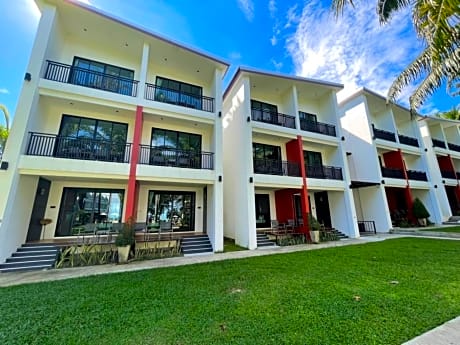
[0,0,458,127]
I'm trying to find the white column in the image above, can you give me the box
[137,42,150,102]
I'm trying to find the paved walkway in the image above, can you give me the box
[1,233,459,344]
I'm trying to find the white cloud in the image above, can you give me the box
[270,35,277,46]
[284,4,298,29]
[285,0,421,104]
[229,51,242,60]
[0,88,9,95]
[268,0,277,18]
[271,59,283,70]
[237,0,254,22]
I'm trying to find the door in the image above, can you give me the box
[314,191,332,228]
[26,178,51,242]
[445,186,460,214]
[255,194,271,228]
[293,194,302,225]
[203,187,207,233]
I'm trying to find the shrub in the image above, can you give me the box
[413,198,430,219]
[115,217,136,246]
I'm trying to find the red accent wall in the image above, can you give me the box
[438,155,455,172]
[275,189,296,222]
[125,106,143,220]
[404,186,415,221]
[383,151,404,169]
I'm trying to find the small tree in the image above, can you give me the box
[413,198,430,220]
[115,217,135,247]
[0,125,8,155]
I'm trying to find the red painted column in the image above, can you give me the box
[286,135,310,235]
[125,106,143,220]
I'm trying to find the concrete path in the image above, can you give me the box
[402,316,460,345]
[0,233,459,345]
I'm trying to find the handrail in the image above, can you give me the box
[138,145,214,170]
[251,108,296,129]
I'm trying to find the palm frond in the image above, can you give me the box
[377,0,411,23]
[331,0,355,18]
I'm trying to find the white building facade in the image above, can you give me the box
[0,0,228,261]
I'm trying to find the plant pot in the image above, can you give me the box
[117,245,131,263]
[417,218,427,227]
[310,230,320,244]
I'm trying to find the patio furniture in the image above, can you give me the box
[285,219,295,233]
[270,220,285,233]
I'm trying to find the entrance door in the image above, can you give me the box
[293,194,302,225]
[26,178,51,242]
[314,191,332,228]
[255,194,271,228]
[445,186,460,214]
[147,191,196,231]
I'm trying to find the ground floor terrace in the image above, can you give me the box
[0,173,222,262]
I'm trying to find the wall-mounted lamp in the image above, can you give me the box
[381,180,385,184]
[442,180,446,184]
[24,72,31,82]
[434,185,438,188]
[249,177,253,183]
[247,116,251,123]
[0,161,8,170]
[218,175,222,182]
[346,152,352,156]
[424,148,428,152]
[218,111,222,118]
[341,136,345,141]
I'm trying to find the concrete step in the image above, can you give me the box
[0,265,53,273]
[0,259,55,269]
[6,254,57,263]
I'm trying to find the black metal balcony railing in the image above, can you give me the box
[145,83,214,113]
[372,126,397,142]
[27,132,131,163]
[306,165,343,180]
[299,119,336,137]
[251,109,296,129]
[253,158,301,177]
[448,142,460,152]
[441,170,457,179]
[138,145,214,170]
[406,170,428,181]
[44,61,139,97]
[357,221,376,234]
[381,167,405,179]
[398,134,419,147]
[432,138,447,148]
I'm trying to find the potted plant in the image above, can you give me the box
[115,217,135,263]
[308,214,321,244]
[412,198,430,226]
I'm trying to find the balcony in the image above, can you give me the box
[398,134,419,147]
[440,170,456,179]
[381,167,405,179]
[44,61,139,97]
[457,172,460,180]
[145,83,214,113]
[253,158,301,177]
[372,126,397,142]
[138,146,213,170]
[251,109,296,129]
[448,142,460,152]
[27,132,131,163]
[306,165,343,180]
[406,170,428,181]
[300,120,336,137]
[432,138,446,148]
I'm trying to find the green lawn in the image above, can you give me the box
[223,238,247,252]
[1,238,459,345]
[420,225,460,233]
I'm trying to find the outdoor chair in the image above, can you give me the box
[285,219,295,233]
[270,220,285,233]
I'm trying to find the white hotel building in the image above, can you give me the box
[0,0,228,263]
[0,0,458,266]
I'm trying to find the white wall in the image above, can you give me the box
[411,188,443,224]
[223,76,257,249]
[353,186,392,232]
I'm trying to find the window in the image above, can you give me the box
[70,57,135,95]
[155,77,203,109]
[251,100,278,123]
[299,111,317,123]
[56,188,124,236]
[253,143,282,174]
[304,151,323,166]
[151,128,201,152]
[56,115,128,162]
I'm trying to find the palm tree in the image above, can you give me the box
[332,0,460,111]
[436,106,460,120]
[0,104,9,130]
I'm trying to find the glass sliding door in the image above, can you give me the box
[146,191,195,231]
[56,188,124,236]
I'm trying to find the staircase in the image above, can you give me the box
[181,235,213,256]
[443,216,460,225]
[0,243,60,273]
[257,233,276,248]
[331,229,349,239]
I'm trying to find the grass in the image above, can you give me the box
[223,238,247,252]
[0,238,459,344]
[419,225,460,233]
